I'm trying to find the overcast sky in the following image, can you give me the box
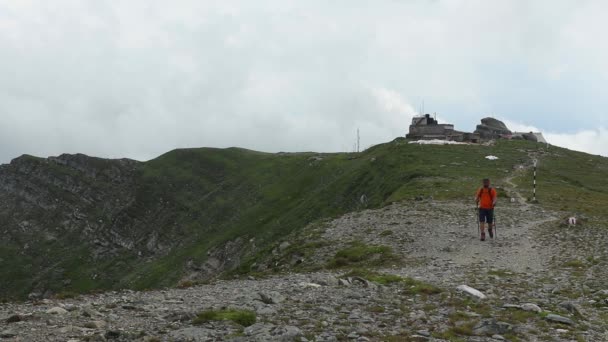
[1,0,607,164]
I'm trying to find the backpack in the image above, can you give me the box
[478,187,495,205]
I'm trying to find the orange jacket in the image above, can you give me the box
[476,187,497,209]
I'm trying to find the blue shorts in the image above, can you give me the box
[479,209,494,224]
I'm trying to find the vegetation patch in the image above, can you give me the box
[487,269,513,277]
[563,259,586,268]
[401,277,442,295]
[177,280,197,289]
[327,241,398,268]
[193,309,256,327]
[367,305,386,313]
[341,268,405,285]
[499,309,538,324]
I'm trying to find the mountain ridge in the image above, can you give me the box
[1,139,606,301]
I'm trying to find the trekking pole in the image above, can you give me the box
[494,210,497,239]
[476,207,480,237]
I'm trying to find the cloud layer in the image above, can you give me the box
[504,119,608,156]
[1,1,607,163]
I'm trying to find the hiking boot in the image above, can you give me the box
[488,227,494,238]
[480,232,486,241]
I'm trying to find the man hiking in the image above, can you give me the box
[475,178,497,241]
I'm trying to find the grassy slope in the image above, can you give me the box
[118,139,608,291]
[3,139,607,299]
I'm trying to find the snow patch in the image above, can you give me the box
[485,155,499,160]
[408,139,468,145]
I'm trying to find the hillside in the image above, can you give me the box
[0,139,606,303]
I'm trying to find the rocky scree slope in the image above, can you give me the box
[1,196,608,341]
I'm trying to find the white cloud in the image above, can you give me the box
[502,119,608,157]
[501,119,540,133]
[371,87,417,116]
[545,128,608,157]
[0,1,607,162]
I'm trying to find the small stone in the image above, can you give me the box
[279,241,291,251]
[502,304,521,309]
[416,330,431,337]
[339,279,351,287]
[559,302,584,317]
[545,314,574,325]
[457,285,487,299]
[492,335,505,340]
[0,330,17,338]
[258,291,285,305]
[105,330,121,339]
[299,282,322,288]
[521,303,542,313]
[46,307,69,315]
[6,315,22,323]
[83,320,107,329]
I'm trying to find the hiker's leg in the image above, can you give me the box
[479,209,486,233]
[487,210,494,238]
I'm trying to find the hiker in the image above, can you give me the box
[475,178,497,241]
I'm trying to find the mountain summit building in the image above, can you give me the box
[406,114,480,143]
[406,114,545,143]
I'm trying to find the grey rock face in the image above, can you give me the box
[475,117,512,139]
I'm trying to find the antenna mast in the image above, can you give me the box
[357,128,360,153]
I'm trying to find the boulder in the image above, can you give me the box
[522,133,538,142]
[521,303,542,313]
[456,285,487,299]
[475,118,512,140]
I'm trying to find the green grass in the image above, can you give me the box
[327,241,397,268]
[401,277,442,295]
[563,259,587,268]
[193,309,256,327]
[487,269,513,277]
[341,268,441,294]
[341,268,405,285]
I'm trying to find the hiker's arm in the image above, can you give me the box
[492,190,498,207]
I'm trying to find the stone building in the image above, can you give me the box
[406,114,546,144]
[406,114,480,142]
